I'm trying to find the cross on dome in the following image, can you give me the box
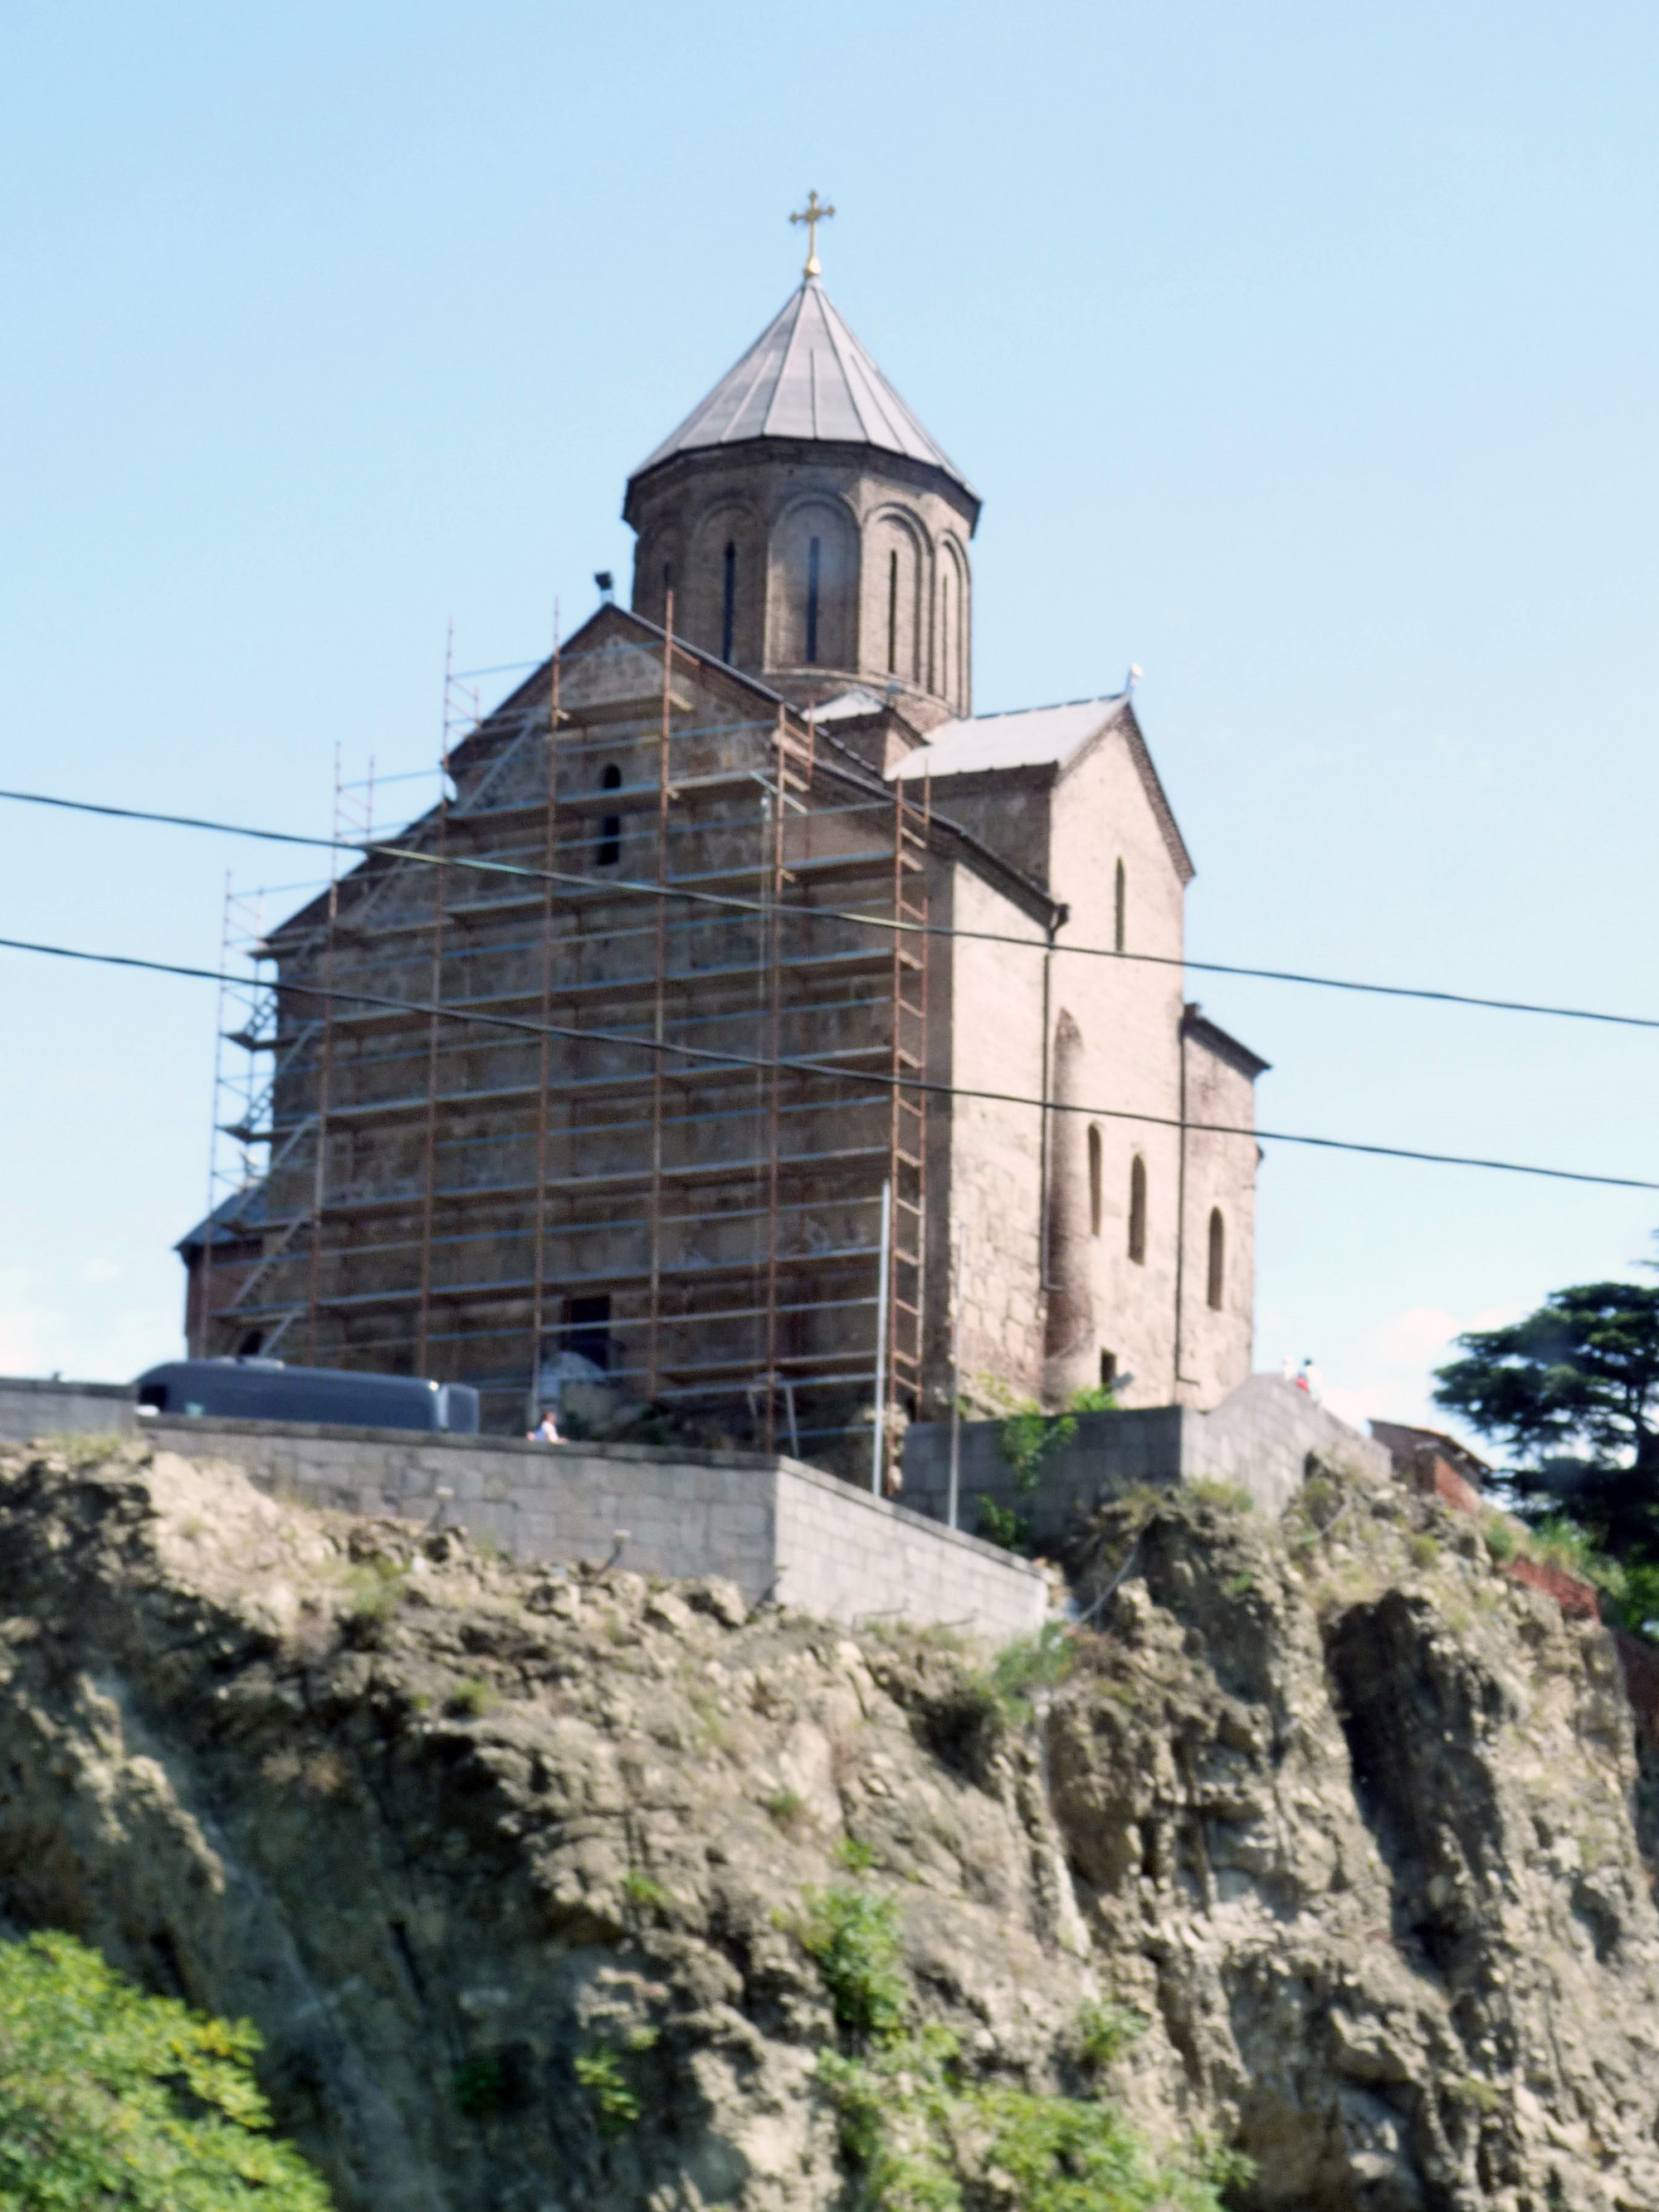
[788,190,835,278]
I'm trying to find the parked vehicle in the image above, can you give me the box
[134,1358,480,1435]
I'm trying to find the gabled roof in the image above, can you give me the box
[629,278,976,505]
[889,692,1197,886]
[890,695,1127,779]
[175,1182,270,1257]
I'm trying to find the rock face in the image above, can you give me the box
[0,1438,1655,2211]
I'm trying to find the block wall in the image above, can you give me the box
[0,1391,1045,1640]
[0,1377,134,1445]
[902,1373,1392,1536]
[774,1462,1046,1638]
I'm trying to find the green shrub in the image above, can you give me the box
[987,1622,1076,1723]
[1187,1479,1255,1514]
[794,1885,1248,2211]
[444,1677,493,1720]
[574,2030,657,2137]
[1530,1518,1603,1579]
[834,1837,880,1873]
[622,1869,666,1910]
[765,1787,804,1828]
[797,1887,910,2044]
[977,1496,1032,1553]
[345,1560,406,1643]
[1481,1513,1519,1563]
[814,1998,1242,2212]
[0,1929,334,2209]
[1408,1535,1441,1571]
[1075,1998,1148,2070]
[992,1383,1115,1500]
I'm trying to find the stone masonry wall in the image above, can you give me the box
[938,862,1049,1405]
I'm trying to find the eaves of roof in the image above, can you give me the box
[1182,1006,1271,1082]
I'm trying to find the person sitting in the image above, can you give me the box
[527,1406,561,1443]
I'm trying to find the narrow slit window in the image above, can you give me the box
[1114,859,1126,954]
[806,536,822,663]
[596,762,622,867]
[1087,1124,1102,1237]
[721,540,736,664]
[1128,1154,1147,1264]
[887,549,899,673]
[1100,1350,1116,1390]
[1207,1209,1225,1310]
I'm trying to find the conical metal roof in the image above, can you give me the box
[630,279,975,501]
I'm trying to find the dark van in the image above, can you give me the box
[135,1358,480,1435]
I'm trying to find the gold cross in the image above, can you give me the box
[789,190,835,278]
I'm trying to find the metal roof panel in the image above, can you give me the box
[632,279,974,498]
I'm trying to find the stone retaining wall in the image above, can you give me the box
[902,1373,1389,1541]
[0,1380,1045,1641]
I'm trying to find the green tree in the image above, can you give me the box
[1433,1281,1659,1558]
[0,1930,334,2211]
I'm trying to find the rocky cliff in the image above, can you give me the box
[0,1435,1654,2211]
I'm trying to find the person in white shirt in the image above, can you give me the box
[527,1407,561,1443]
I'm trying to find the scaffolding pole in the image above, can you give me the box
[871,1178,891,1493]
[525,622,562,1430]
[415,634,457,1375]
[761,706,787,1451]
[645,591,674,1399]
[305,742,354,1365]
[196,873,235,1359]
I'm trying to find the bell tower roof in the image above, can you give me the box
[627,278,978,510]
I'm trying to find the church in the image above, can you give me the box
[185,209,1266,1470]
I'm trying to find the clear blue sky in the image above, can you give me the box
[2,1,1656,1435]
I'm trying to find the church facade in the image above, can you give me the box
[188,255,1265,1464]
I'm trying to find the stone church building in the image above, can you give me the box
[188,253,1265,1463]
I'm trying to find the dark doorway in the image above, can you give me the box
[564,1295,612,1371]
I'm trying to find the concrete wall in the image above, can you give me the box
[773,1462,1044,1633]
[0,1376,134,1444]
[0,1381,1045,1641]
[903,1373,1391,1541]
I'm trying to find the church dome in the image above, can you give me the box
[623,275,979,722]
[627,277,977,504]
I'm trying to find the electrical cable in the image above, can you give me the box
[4,784,1659,1038]
[2,929,1655,1195]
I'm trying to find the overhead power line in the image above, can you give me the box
[2,929,1655,1197]
[3,784,1659,1038]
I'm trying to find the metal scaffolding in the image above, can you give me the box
[200,623,932,1467]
